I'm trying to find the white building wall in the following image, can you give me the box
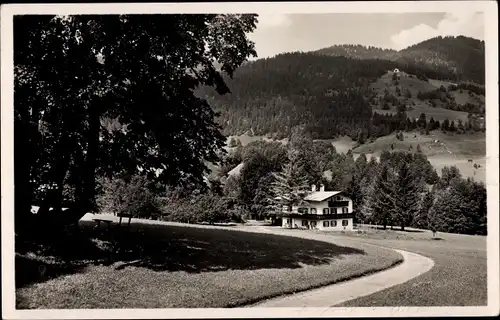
[282,193,354,231]
[288,195,353,215]
[317,217,354,231]
[282,216,354,231]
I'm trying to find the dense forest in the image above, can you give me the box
[104,129,487,235]
[198,53,400,138]
[316,36,485,84]
[198,37,485,139]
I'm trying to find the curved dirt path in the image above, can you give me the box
[249,248,434,307]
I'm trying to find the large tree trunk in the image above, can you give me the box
[75,103,100,220]
[14,120,33,235]
[37,135,72,219]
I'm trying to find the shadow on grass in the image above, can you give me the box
[15,255,87,288]
[16,221,365,287]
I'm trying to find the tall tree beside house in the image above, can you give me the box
[14,14,258,234]
[346,153,369,216]
[393,158,425,231]
[252,172,277,220]
[269,149,311,225]
[362,163,396,229]
[239,152,278,212]
[288,127,323,185]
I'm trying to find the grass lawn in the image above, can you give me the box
[16,221,402,309]
[324,227,487,306]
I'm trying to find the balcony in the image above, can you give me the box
[327,200,349,208]
[285,213,354,220]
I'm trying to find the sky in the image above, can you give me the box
[248,11,485,59]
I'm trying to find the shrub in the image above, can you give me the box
[97,175,162,219]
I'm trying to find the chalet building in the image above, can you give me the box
[281,185,354,231]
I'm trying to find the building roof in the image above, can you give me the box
[228,162,244,176]
[304,191,342,202]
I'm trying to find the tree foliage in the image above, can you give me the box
[15,14,258,232]
[362,163,396,229]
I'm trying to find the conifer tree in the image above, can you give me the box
[362,163,396,229]
[269,149,310,223]
[414,189,435,230]
[393,160,424,230]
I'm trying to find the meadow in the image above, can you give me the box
[331,226,487,306]
[16,219,402,309]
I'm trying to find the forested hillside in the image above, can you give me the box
[198,53,400,139]
[316,36,485,84]
[198,36,485,140]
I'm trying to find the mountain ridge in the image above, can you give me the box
[314,35,485,84]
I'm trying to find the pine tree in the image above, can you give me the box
[270,149,310,226]
[411,119,418,130]
[450,120,456,132]
[434,120,441,130]
[358,130,366,144]
[442,119,450,131]
[394,160,424,231]
[415,189,435,230]
[362,163,396,229]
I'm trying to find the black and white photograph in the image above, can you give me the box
[1,1,498,319]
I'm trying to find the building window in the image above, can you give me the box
[331,207,337,214]
[302,220,308,226]
[298,207,309,214]
[342,207,348,213]
[331,220,337,227]
[311,208,317,214]
[342,220,349,226]
[323,221,330,227]
[323,208,330,215]
[311,221,317,227]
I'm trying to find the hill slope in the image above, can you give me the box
[199,46,484,139]
[315,36,485,84]
[199,53,401,138]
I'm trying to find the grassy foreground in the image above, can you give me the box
[328,227,487,306]
[16,221,402,309]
